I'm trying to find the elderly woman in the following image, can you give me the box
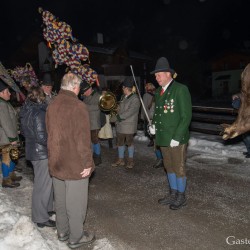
[20,86,55,228]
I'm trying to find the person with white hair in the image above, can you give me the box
[46,72,95,248]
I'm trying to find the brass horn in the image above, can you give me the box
[99,91,118,114]
[9,147,20,161]
[0,144,20,161]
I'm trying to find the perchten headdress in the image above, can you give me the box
[0,61,26,102]
[39,7,98,85]
[0,62,21,93]
[10,63,39,88]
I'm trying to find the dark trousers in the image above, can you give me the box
[242,133,250,153]
[31,159,53,223]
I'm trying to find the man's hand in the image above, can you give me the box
[232,93,241,100]
[170,139,179,147]
[80,167,92,178]
[148,124,156,135]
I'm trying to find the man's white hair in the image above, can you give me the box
[61,72,82,91]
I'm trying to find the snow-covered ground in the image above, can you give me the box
[0,131,249,250]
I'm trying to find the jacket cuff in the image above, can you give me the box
[8,137,18,142]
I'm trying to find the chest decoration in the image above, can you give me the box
[162,98,174,113]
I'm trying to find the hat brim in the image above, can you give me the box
[41,81,54,86]
[81,85,91,93]
[42,83,54,86]
[150,68,175,75]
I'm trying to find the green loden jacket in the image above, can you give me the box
[152,80,192,147]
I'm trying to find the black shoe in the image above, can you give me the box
[169,192,187,210]
[37,219,56,228]
[48,211,56,217]
[158,190,177,205]
[152,159,164,168]
[147,140,154,147]
[246,154,250,158]
[68,231,95,249]
[243,152,248,155]
[58,232,69,241]
[93,154,102,166]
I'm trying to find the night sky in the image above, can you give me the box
[1,0,250,66]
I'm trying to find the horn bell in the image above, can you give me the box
[99,92,117,113]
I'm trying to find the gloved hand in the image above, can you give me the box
[148,124,156,135]
[170,139,179,147]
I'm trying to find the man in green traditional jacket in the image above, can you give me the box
[149,57,192,210]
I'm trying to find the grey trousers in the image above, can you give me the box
[53,177,89,242]
[31,159,53,223]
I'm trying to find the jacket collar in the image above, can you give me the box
[59,89,78,98]
[0,97,8,103]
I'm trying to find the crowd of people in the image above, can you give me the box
[0,56,193,248]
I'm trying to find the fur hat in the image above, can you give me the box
[0,79,8,92]
[41,73,54,86]
[150,57,175,75]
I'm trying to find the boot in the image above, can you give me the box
[152,159,164,168]
[125,158,134,169]
[93,154,102,166]
[111,158,125,167]
[2,177,20,188]
[169,192,187,210]
[108,139,113,149]
[147,140,154,147]
[158,189,177,205]
[10,172,23,182]
[15,166,23,173]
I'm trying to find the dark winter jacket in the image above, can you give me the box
[20,100,48,161]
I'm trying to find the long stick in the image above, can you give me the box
[130,65,152,125]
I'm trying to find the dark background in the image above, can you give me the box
[1,0,250,99]
[1,0,250,58]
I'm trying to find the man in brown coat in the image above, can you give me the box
[46,72,95,249]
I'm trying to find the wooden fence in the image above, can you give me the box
[191,106,238,135]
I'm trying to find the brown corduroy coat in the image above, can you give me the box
[46,89,95,180]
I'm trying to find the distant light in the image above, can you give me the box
[179,40,188,50]
[163,0,171,5]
